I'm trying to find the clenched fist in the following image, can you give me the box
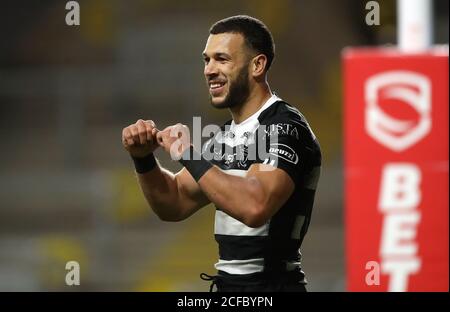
[156,123,191,160]
[122,119,159,158]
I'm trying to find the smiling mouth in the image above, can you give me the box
[209,81,226,89]
[209,81,227,96]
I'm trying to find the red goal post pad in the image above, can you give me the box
[343,46,448,292]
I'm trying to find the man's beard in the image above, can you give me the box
[209,64,250,109]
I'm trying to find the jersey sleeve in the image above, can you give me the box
[256,115,306,184]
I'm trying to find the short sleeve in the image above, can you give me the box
[256,120,304,183]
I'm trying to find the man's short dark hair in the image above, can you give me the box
[209,15,275,72]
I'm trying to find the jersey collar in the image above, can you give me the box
[231,93,282,128]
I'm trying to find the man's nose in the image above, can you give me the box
[204,61,219,77]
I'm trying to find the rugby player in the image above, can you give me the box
[122,15,321,292]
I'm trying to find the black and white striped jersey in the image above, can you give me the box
[202,94,322,280]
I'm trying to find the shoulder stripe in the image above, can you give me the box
[285,104,302,116]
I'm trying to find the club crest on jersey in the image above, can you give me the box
[268,143,299,164]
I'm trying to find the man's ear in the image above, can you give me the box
[251,54,268,78]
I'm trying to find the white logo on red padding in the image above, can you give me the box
[365,71,431,152]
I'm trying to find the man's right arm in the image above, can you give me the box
[136,167,210,221]
[122,119,210,222]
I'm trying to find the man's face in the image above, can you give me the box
[202,33,252,109]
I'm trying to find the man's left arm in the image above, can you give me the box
[196,163,294,228]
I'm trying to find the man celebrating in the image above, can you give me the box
[122,15,321,292]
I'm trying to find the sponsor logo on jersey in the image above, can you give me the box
[268,143,299,164]
[263,123,299,140]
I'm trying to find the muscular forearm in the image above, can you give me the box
[123,120,207,221]
[197,166,268,227]
[137,165,184,221]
